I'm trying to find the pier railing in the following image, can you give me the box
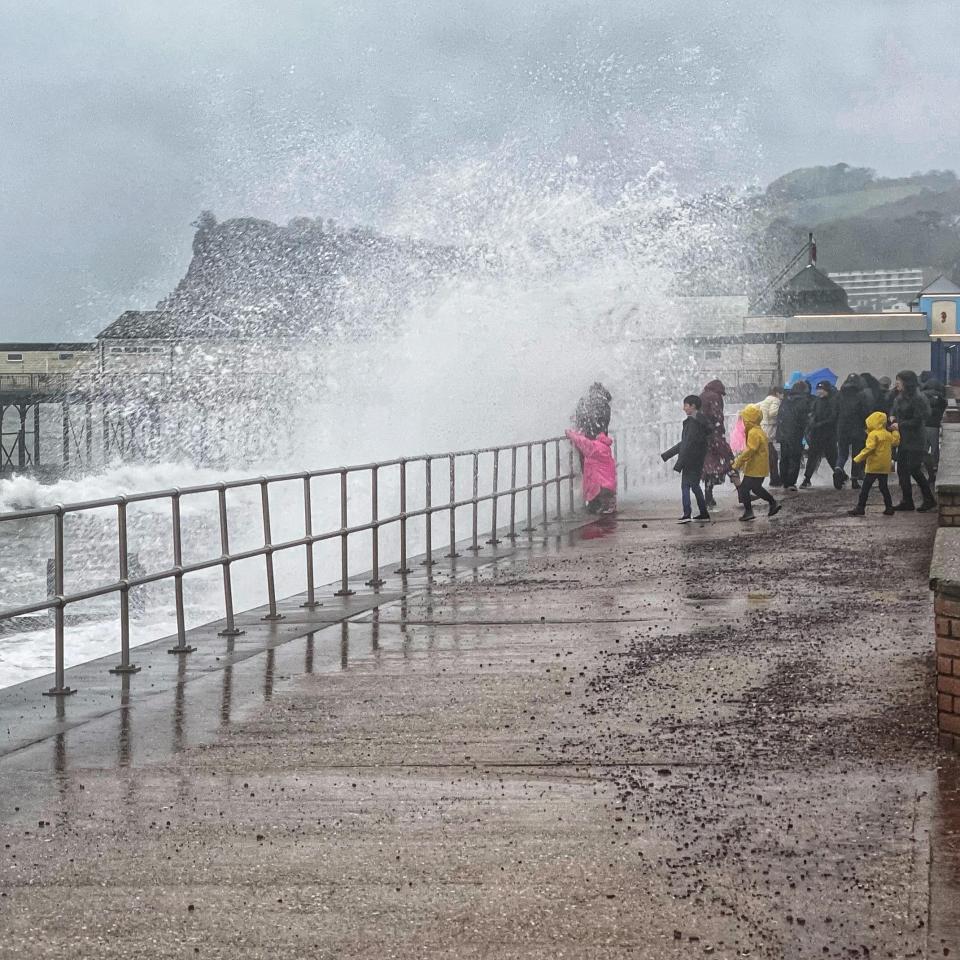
[0,437,579,698]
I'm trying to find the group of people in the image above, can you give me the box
[664,371,946,522]
[562,372,948,525]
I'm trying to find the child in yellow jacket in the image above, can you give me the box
[731,404,782,521]
[847,411,900,516]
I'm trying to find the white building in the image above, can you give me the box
[827,268,926,312]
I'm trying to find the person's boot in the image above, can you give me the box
[918,496,938,513]
[883,506,895,516]
[893,501,915,511]
[739,508,755,522]
[799,478,812,489]
[768,501,782,518]
[833,468,845,490]
[693,512,711,522]
[851,478,860,489]
[847,507,865,516]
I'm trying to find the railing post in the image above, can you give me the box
[335,468,356,596]
[541,442,549,526]
[487,448,502,545]
[395,459,412,575]
[260,479,284,620]
[43,505,75,697]
[523,443,535,533]
[168,490,195,653]
[421,458,435,567]
[365,465,385,588]
[301,473,321,608]
[469,451,480,552]
[508,446,518,539]
[110,496,140,674]
[446,454,460,558]
[217,484,245,637]
[554,439,562,519]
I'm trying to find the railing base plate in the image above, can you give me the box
[168,644,197,654]
[43,687,76,697]
[261,614,285,622]
[217,628,244,638]
[109,664,141,675]
[335,589,356,597]
[300,601,323,609]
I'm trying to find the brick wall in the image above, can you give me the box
[939,491,960,528]
[934,592,960,752]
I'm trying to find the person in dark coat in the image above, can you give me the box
[661,394,713,522]
[834,374,871,489]
[699,379,734,508]
[921,374,947,482]
[860,373,887,413]
[801,380,839,487]
[574,382,612,439]
[891,369,936,511]
[777,381,812,492]
[877,376,895,414]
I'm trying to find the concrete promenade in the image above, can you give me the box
[0,489,957,958]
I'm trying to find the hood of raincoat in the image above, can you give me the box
[840,374,863,393]
[590,382,612,401]
[740,404,762,427]
[923,377,945,395]
[865,411,888,431]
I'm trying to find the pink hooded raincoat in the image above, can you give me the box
[565,429,617,503]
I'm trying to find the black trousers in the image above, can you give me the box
[856,473,892,511]
[897,454,934,506]
[836,430,865,480]
[739,476,776,509]
[767,442,781,485]
[804,435,838,481]
[779,440,803,487]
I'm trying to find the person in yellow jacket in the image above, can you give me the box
[847,411,900,516]
[731,404,782,521]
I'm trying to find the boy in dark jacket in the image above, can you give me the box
[801,380,839,488]
[661,394,713,523]
[921,374,947,482]
[777,381,812,492]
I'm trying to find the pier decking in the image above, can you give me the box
[0,491,957,958]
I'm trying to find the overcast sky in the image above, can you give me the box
[2,0,958,340]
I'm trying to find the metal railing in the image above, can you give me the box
[0,436,579,699]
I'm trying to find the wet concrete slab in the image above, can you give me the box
[0,490,957,958]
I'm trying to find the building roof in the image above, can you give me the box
[782,264,848,294]
[920,275,960,296]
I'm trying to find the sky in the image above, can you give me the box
[2,0,959,340]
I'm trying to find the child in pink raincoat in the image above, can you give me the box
[565,429,617,514]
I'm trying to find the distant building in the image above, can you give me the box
[771,263,852,316]
[827,268,926,312]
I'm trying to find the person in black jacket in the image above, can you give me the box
[921,373,947,482]
[834,374,871,489]
[891,369,936,511]
[661,394,713,523]
[777,381,813,492]
[801,380,839,488]
[574,382,612,439]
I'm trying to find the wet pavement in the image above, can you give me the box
[0,487,958,958]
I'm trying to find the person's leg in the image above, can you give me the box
[853,473,875,512]
[680,481,692,518]
[704,478,716,506]
[752,478,776,505]
[896,460,915,508]
[768,442,781,486]
[691,481,709,517]
[738,478,755,516]
[913,465,936,508]
[877,475,893,511]
[803,440,821,483]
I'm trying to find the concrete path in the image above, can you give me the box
[0,489,957,958]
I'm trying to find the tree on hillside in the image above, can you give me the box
[766,163,876,202]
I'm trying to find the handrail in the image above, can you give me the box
[0,435,580,698]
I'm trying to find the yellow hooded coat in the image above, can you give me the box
[853,411,900,474]
[731,405,768,478]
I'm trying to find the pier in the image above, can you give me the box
[0,476,957,957]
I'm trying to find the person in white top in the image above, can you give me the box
[757,386,784,486]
